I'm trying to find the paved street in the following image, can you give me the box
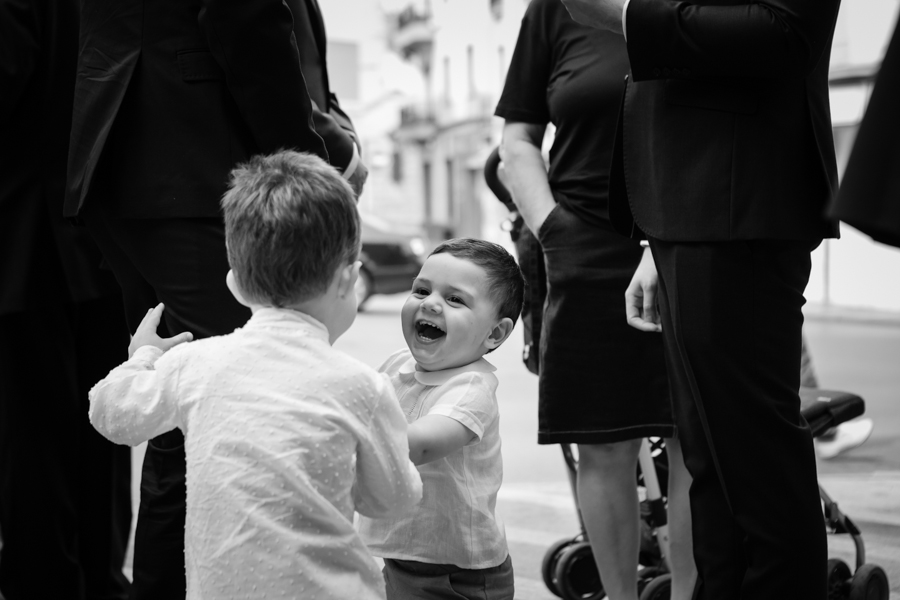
[127,292,900,598]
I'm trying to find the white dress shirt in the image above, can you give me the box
[357,349,508,569]
[90,308,422,600]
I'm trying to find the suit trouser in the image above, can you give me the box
[0,295,132,600]
[83,204,249,600]
[648,238,826,600]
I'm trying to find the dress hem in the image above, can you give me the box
[538,424,674,445]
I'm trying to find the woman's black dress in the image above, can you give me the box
[495,0,673,444]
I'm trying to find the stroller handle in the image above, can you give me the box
[483,146,515,211]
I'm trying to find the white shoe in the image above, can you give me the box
[815,418,874,459]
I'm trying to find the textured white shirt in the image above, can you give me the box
[89,308,422,600]
[357,349,508,569]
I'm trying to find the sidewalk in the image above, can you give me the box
[804,302,900,328]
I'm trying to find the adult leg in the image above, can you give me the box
[663,436,697,600]
[73,294,132,600]
[576,439,642,600]
[82,206,248,600]
[0,306,84,600]
[650,239,826,600]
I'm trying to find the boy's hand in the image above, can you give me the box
[128,303,193,358]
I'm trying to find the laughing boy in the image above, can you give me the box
[357,238,525,600]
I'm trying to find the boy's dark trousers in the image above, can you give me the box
[383,555,515,600]
[82,203,249,599]
[649,238,826,600]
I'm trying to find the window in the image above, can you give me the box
[490,0,503,20]
[467,45,475,99]
[443,56,451,103]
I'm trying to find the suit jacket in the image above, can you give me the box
[65,0,329,219]
[609,0,842,242]
[829,24,900,248]
[0,0,118,316]
[288,0,360,172]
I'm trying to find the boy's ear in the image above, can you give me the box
[485,317,515,351]
[336,261,361,299]
[225,270,252,308]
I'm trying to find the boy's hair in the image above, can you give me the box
[429,238,525,324]
[221,151,360,307]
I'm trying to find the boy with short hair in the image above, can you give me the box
[357,238,525,600]
[89,151,422,600]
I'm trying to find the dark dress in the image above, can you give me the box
[495,0,672,444]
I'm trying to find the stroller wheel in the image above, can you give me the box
[826,558,851,600]
[554,541,605,600]
[848,563,889,600]
[637,566,667,596]
[639,574,671,600]
[542,538,576,597]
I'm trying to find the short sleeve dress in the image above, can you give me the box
[495,0,673,444]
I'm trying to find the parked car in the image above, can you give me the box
[357,214,428,310]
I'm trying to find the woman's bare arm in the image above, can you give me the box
[499,121,557,234]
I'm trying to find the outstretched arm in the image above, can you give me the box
[407,415,477,466]
[90,304,192,446]
[353,375,423,518]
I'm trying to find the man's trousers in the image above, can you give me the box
[649,238,826,600]
[83,205,249,600]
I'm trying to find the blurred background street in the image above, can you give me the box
[122,292,900,599]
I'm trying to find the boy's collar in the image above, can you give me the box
[248,306,329,339]
[399,355,496,386]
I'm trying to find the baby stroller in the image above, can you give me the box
[483,147,891,600]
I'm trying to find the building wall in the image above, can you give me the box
[321,0,900,313]
[808,0,900,312]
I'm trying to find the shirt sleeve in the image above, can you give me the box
[494,0,552,125]
[352,373,423,518]
[425,373,498,445]
[625,0,840,81]
[197,0,328,160]
[88,346,183,447]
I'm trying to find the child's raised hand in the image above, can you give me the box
[128,303,194,358]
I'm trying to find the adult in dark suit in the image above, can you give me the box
[830,23,900,248]
[0,0,131,598]
[65,1,364,598]
[560,0,841,598]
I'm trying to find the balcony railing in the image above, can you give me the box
[390,7,434,60]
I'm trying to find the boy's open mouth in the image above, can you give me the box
[415,320,446,341]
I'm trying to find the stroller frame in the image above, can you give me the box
[541,388,888,600]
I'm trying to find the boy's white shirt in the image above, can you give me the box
[357,348,508,569]
[89,308,422,600]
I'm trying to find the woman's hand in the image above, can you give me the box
[624,248,662,332]
[129,303,194,358]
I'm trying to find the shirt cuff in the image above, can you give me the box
[132,345,165,365]
[341,143,360,181]
[622,0,632,41]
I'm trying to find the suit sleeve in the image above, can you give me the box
[197,0,328,160]
[0,0,39,122]
[625,0,841,81]
[311,93,360,174]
